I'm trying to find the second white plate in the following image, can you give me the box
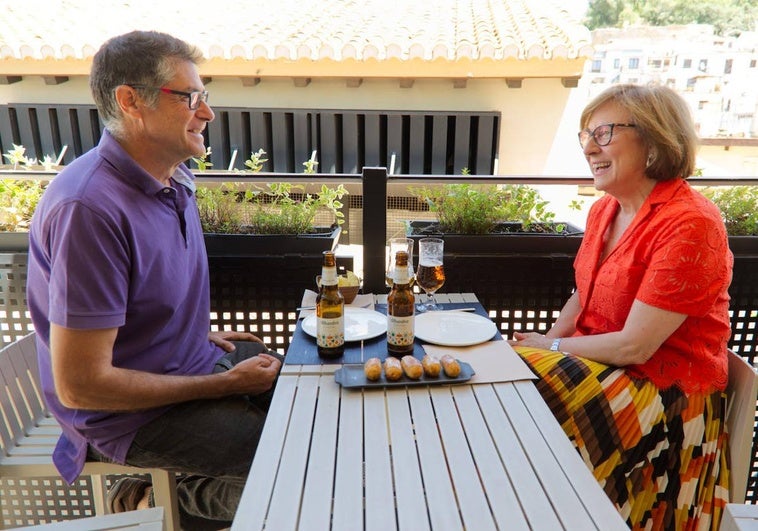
[415,311,497,347]
[302,307,387,342]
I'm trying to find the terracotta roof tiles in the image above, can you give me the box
[0,0,592,63]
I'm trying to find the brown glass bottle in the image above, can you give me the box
[316,251,345,358]
[387,250,415,357]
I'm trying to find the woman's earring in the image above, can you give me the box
[646,153,654,168]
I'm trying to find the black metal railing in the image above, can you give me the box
[2,167,758,502]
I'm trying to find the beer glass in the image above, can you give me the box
[415,237,445,311]
[386,237,414,288]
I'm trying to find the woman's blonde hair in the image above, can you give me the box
[580,84,699,180]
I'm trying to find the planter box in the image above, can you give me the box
[406,220,584,254]
[0,231,29,252]
[0,226,342,257]
[203,226,341,258]
[729,235,758,257]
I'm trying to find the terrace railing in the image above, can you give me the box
[1,168,757,511]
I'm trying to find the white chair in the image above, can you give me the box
[726,349,758,504]
[0,333,179,530]
[12,507,164,530]
[721,502,758,531]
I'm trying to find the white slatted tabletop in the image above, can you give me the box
[232,295,627,531]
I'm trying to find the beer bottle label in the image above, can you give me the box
[317,316,345,347]
[387,315,414,346]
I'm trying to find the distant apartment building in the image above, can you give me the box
[584,25,758,139]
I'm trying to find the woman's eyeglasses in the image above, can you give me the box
[578,123,635,149]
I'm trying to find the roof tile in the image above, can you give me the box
[0,0,591,63]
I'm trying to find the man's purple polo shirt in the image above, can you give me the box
[27,130,224,484]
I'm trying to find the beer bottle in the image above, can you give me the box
[387,250,415,356]
[316,250,345,358]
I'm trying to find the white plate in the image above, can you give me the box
[301,307,387,342]
[414,311,497,347]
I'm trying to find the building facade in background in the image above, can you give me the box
[585,24,758,139]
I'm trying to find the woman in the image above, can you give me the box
[510,84,733,530]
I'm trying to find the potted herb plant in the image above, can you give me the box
[702,185,758,253]
[0,144,64,251]
[406,183,583,253]
[0,176,49,252]
[402,182,583,331]
[197,180,348,257]
[0,144,58,253]
[701,185,758,357]
[192,147,348,257]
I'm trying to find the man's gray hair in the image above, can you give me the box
[90,31,204,138]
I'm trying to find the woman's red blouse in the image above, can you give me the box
[573,179,732,393]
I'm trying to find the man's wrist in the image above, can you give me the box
[549,338,562,352]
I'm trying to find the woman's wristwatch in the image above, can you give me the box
[549,338,562,352]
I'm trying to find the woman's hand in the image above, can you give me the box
[508,331,554,350]
[208,330,264,353]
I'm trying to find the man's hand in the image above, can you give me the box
[226,353,282,395]
[209,330,264,352]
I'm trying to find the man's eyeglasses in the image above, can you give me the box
[578,123,635,149]
[126,84,209,110]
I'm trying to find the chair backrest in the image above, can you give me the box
[726,349,758,504]
[0,332,43,456]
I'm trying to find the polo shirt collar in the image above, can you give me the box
[97,129,196,195]
[171,166,196,194]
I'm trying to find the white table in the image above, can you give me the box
[722,503,758,531]
[232,295,627,530]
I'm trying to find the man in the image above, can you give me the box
[26,30,281,530]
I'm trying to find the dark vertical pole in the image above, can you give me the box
[340,199,351,245]
[362,167,388,294]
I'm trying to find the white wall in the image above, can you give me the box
[0,74,590,177]
[0,76,93,104]
[204,76,589,176]
[698,145,758,177]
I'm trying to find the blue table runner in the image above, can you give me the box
[284,301,500,365]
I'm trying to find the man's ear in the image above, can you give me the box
[114,85,142,119]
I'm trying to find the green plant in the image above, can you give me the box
[40,155,56,171]
[244,149,268,172]
[409,183,562,234]
[0,178,47,231]
[3,144,59,172]
[191,146,213,171]
[195,184,245,233]
[569,199,584,211]
[702,186,758,236]
[302,157,318,174]
[2,144,30,169]
[196,182,348,235]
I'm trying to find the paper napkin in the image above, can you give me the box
[422,340,537,384]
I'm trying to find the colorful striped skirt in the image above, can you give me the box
[515,346,729,530]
